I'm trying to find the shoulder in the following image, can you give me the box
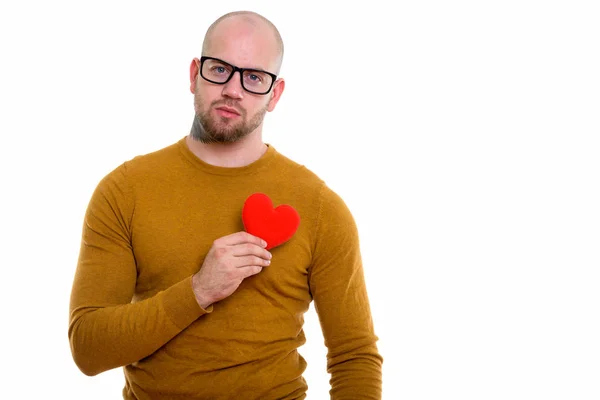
[121,139,182,177]
[92,138,183,197]
[269,145,356,217]
[269,146,325,189]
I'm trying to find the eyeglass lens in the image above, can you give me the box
[202,59,273,94]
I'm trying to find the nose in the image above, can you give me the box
[221,71,244,99]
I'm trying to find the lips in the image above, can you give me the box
[215,106,241,116]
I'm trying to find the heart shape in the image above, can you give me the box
[242,193,300,250]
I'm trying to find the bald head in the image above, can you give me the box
[202,11,284,74]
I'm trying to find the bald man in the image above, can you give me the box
[69,10,383,400]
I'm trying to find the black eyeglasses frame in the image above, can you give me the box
[199,56,278,95]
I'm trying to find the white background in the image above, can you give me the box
[1,1,599,399]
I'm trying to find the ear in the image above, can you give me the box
[190,58,200,93]
[267,78,285,112]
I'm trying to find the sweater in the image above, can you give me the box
[68,137,383,399]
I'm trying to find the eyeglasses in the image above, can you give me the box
[199,56,277,95]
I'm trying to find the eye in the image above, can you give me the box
[248,74,262,82]
[212,66,228,74]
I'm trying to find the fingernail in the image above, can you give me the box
[267,252,272,259]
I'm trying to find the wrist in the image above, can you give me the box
[191,274,213,310]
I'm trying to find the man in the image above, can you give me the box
[69,10,383,400]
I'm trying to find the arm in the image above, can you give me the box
[309,185,383,399]
[68,163,211,376]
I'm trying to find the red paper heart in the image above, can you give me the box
[242,193,300,250]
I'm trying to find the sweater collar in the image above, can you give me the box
[178,136,277,176]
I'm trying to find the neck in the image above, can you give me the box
[185,134,268,168]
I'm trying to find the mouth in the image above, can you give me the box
[215,106,241,118]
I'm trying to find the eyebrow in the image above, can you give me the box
[207,56,270,73]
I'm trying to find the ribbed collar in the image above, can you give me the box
[177,136,277,176]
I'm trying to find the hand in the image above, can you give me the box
[192,231,272,309]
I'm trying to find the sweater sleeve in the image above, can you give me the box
[68,163,212,376]
[308,185,383,399]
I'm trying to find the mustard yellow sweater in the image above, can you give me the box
[69,137,383,399]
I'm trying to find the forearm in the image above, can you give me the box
[313,260,384,399]
[69,276,210,376]
[327,343,383,399]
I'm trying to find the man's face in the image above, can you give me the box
[190,19,283,144]
[192,74,269,143]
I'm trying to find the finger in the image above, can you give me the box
[221,231,267,248]
[240,265,264,278]
[233,255,271,268]
[231,243,272,259]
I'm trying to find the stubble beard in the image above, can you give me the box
[190,92,268,144]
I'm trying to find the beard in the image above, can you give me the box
[190,92,268,144]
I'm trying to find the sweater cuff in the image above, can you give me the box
[161,275,213,330]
